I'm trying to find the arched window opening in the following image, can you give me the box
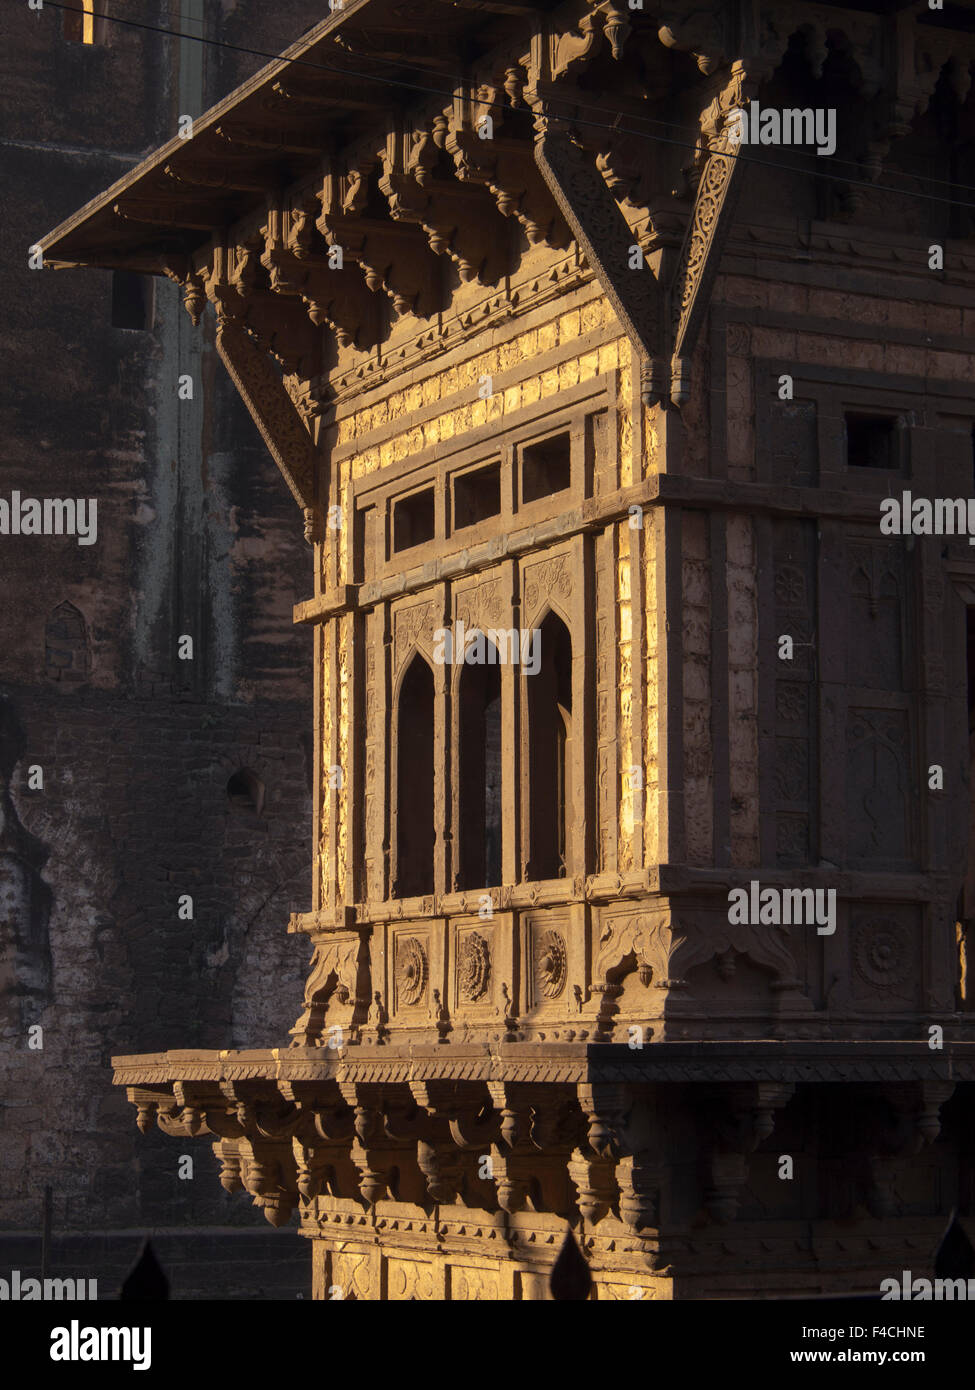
[396,655,435,897]
[527,613,572,880]
[458,645,502,890]
[227,768,265,815]
[44,601,90,684]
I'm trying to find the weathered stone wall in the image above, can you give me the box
[0,0,327,1297]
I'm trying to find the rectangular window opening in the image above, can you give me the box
[521,431,571,504]
[393,487,435,553]
[846,413,896,470]
[453,461,501,531]
[111,271,153,331]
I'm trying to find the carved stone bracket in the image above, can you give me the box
[698,1082,795,1224]
[216,320,319,540]
[533,119,667,406]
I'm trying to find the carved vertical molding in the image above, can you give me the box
[596,526,619,874]
[669,63,753,406]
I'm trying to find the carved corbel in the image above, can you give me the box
[443,85,499,187]
[567,1148,618,1225]
[485,1081,531,1150]
[698,1083,795,1224]
[577,1083,630,1160]
[319,164,442,319]
[273,197,382,349]
[292,1140,331,1202]
[859,1082,957,1218]
[162,259,206,325]
[378,122,433,221]
[617,1154,662,1233]
[657,10,726,75]
[337,1083,414,1207]
[416,1137,468,1206]
[214,1140,244,1194]
[237,1137,298,1227]
[156,1103,205,1139]
[530,108,667,405]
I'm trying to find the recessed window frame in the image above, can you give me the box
[391,484,437,555]
[451,458,502,533]
[844,411,904,473]
[518,427,573,507]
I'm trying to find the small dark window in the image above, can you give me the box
[112,271,152,331]
[522,432,571,503]
[454,462,501,530]
[393,487,435,552]
[846,414,895,470]
[227,769,265,815]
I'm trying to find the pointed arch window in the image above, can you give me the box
[526,613,572,880]
[395,654,435,897]
[458,642,502,890]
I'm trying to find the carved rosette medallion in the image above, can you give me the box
[536,929,567,999]
[853,919,912,990]
[459,931,491,1002]
[396,937,428,1006]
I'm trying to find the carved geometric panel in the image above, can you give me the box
[846,707,913,865]
[521,550,572,626]
[330,1249,375,1300]
[454,574,508,634]
[847,538,907,693]
[392,599,439,672]
[448,1264,501,1299]
[386,1258,438,1301]
[769,400,818,487]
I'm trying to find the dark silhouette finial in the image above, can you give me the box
[549,1225,593,1301]
[120,1238,170,1300]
